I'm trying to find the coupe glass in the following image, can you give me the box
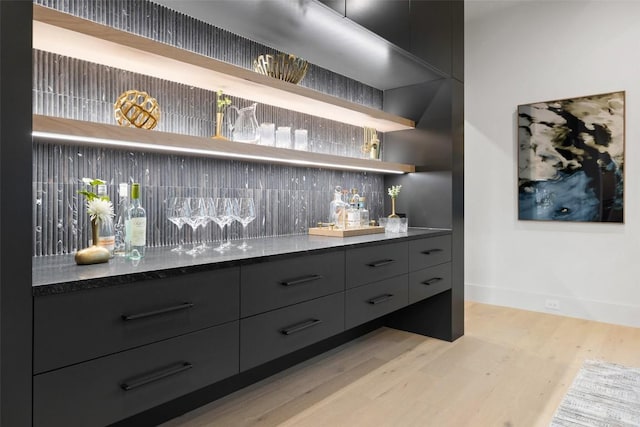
[212,197,233,252]
[167,197,188,252]
[233,197,256,250]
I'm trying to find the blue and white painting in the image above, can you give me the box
[518,91,624,222]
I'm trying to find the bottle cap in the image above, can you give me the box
[131,183,140,199]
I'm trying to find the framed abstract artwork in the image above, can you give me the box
[517,91,625,222]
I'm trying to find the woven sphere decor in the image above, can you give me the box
[253,54,309,84]
[114,90,160,130]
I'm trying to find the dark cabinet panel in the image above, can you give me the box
[33,322,239,427]
[240,293,344,371]
[410,0,452,75]
[346,0,410,51]
[409,262,451,304]
[451,0,464,81]
[345,275,408,329]
[409,235,452,272]
[319,0,346,16]
[346,241,408,289]
[34,267,240,373]
[241,251,345,317]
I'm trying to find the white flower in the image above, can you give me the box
[86,198,114,224]
[388,185,402,198]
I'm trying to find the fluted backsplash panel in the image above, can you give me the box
[33,142,385,256]
[32,0,387,256]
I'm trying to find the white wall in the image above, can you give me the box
[465,0,640,327]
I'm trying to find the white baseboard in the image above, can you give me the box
[465,282,640,328]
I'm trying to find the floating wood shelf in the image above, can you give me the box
[32,115,416,174]
[32,4,415,133]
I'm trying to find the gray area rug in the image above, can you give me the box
[550,360,640,426]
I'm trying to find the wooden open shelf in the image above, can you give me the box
[32,115,415,174]
[32,4,415,133]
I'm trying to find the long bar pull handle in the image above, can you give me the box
[122,302,194,321]
[421,249,443,255]
[422,277,443,286]
[367,259,395,267]
[120,362,193,391]
[280,318,322,335]
[281,274,323,287]
[368,294,394,305]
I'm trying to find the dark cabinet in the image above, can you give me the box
[346,275,408,329]
[241,251,345,317]
[410,1,453,75]
[240,292,345,371]
[409,262,451,304]
[346,241,409,289]
[34,267,240,374]
[409,234,452,272]
[345,0,411,51]
[319,0,345,15]
[33,322,239,427]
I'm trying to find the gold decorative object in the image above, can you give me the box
[253,54,309,84]
[114,90,160,130]
[75,219,110,265]
[362,127,380,159]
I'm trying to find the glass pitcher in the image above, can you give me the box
[228,103,260,143]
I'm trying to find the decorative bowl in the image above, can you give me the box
[114,90,160,130]
[253,54,309,84]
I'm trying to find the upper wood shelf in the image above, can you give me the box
[32,5,415,133]
[32,115,415,174]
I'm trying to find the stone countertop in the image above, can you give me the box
[32,228,451,296]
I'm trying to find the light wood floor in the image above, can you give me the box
[161,301,640,427]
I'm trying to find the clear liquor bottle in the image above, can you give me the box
[329,186,348,229]
[359,196,370,226]
[113,183,129,257]
[347,188,361,228]
[125,183,147,259]
[96,184,115,257]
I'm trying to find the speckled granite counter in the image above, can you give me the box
[32,228,450,296]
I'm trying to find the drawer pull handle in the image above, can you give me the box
[280,318,323,335]
[368,294,394,305]
[422,277,443,286]
[367,259,395,268]
[421,249,443,255]
[120,361,193,391]
[122,302,194,321]
[281,274,323,287]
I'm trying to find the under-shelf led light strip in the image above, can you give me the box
[32,131,406,174]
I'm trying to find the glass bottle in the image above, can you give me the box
[96,184,115,257]
[329,186,348,229]
[113,183,129,257]
[359,196,370,226]
[125,183,147,259]
[347,188,361,228]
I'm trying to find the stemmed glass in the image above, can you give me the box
[212,197,233,252]
[233,197,256,250]
[197,197,215,251]
[183,197,206,256]
[166,197,188,252]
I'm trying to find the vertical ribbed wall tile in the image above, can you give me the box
[32,0,387,256]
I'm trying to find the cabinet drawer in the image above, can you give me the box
[409,263,452,304]
[34,267,240,374]
[409,235,452,272]
[33,321,239,427]
[241,251,344,317]
[346,241,408,289]
[345,275,408,329]
[240,293,344,371]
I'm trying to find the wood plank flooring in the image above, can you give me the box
[161,302,640,426]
